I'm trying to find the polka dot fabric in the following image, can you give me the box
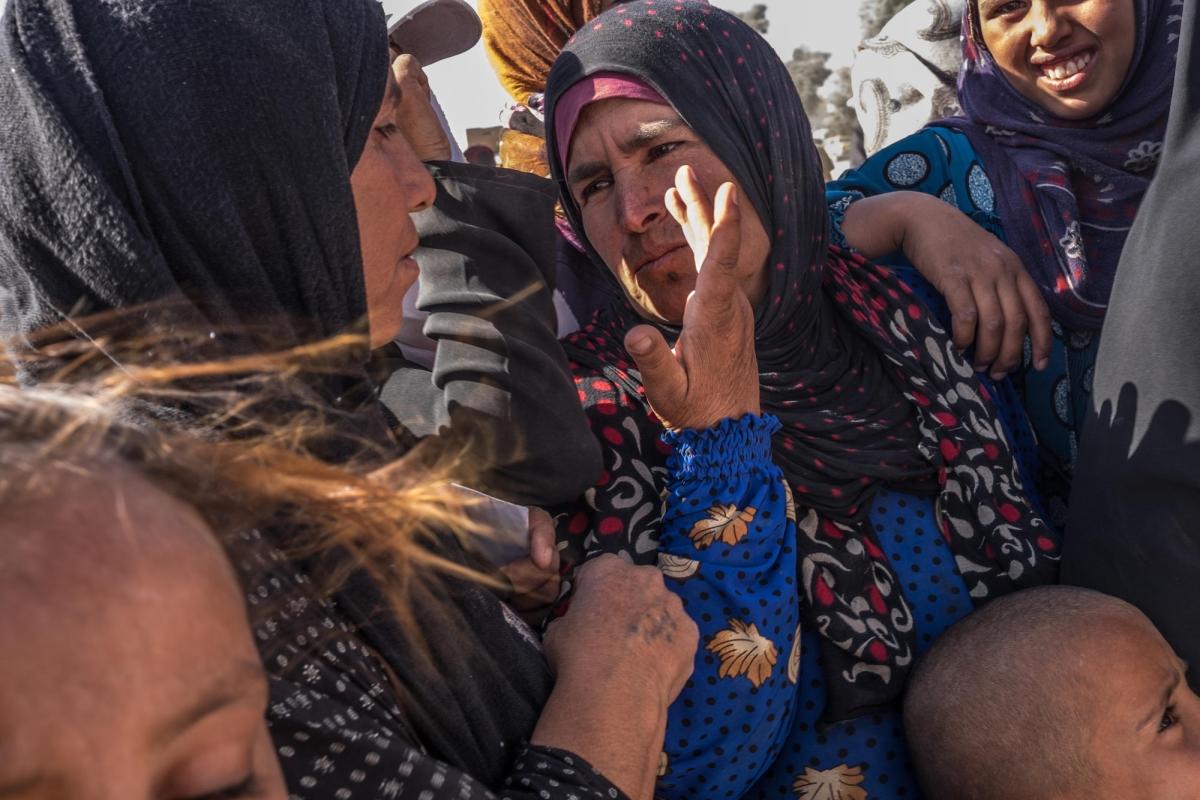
[828,126,1092,524]
[547,1,1058,720]
[745,490,971,799]
[656,415,801,798]
[234,530,629,799]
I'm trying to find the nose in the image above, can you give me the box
[615,174,665,234]
[1028,2,1071,50]
[393,137,437,213]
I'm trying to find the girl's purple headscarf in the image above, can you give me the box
[937,0,1181,331]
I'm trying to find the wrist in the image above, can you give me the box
[665,414,780,484]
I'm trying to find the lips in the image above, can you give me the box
[1033,46,1096,92]
[632,242,689,276]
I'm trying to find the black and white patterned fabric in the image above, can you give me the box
[233,529,628,799]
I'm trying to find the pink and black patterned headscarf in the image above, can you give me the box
[546,1,1057,719]
[938,0,1181,331]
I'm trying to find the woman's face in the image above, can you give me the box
[0,468,287,800]
[351,62,438,349]
[566,98,771,326]
[977,0,1137,120]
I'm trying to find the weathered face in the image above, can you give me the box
[352,63,438,348]
[0,468,287,800]
[565,97,771,325]
[976,0,1137,120]
[1078,612,1200,800]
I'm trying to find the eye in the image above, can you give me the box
[1159,706,1179,734]
[184,776,259,800]
[647,141,684,162]
[987,0,1025,18]
[579,177,613,201]
[375,122,401,139]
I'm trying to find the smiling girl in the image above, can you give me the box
[830,0,1181,524]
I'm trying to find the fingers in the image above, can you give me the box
[625,324,686,420]
[674,165,714,252]
[1016,272,1052,371]
[692,182,743,302]
[971,283,1005,372]
[939,268,979,351]
[991,275,1028,379]
[527,508,559,572]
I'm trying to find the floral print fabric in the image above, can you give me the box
[546,1,1057,721]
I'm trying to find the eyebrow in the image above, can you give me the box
[153,659,267,743]
[567,115,688,187]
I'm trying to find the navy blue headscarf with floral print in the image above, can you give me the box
[546,1,1058,718]
[938,0,1181,331]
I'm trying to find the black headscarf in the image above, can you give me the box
[0,0,384,365]
[547,1,1056,718]
[1063,1,1200,678]
[0,0,563,781]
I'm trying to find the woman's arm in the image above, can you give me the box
[827,129,1051,379]
[379,162,603,507]
[653,414,800,798]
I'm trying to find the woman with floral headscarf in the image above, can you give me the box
[545,3,1058,797]
[830,0,1181,526]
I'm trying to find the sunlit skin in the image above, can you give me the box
[1073,612,1200,799]
[352,63,437,348]
[566,98,771,326]
[977,0,1136,120]
[0,468,287,800]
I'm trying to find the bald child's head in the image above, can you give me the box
[904,586,1200,800]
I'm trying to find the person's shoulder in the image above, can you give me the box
[874,127,968,172]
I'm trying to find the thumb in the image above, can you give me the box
[528,508,558,571]
[626,325,686,421]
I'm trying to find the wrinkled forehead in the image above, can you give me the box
[566,96,686,168]
[554,71,671,170]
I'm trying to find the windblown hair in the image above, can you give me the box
[903,586,1144,800]
[0,325,490,634]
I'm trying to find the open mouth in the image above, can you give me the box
[1036,48,1095,92]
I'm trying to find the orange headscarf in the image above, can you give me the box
[479,0,604,106]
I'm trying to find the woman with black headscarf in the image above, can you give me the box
[0,0,696,797]
[546,3,1057,797]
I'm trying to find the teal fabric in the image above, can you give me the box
[828,127,1098,527]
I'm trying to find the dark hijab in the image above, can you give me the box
[938,0,1180,331]
[0,0,560,780]
[547,1,1056,718]
[0,0,384,364]
[1064,1,1200,678]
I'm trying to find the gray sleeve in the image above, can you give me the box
[379,161,601,507]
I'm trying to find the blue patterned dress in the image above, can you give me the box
[828,127,1098,528]
[556,367,1040,799]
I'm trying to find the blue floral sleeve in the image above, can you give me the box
[654,414,801,800]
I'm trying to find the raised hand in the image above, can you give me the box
[624,166,761,432]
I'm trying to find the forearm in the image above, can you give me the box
[838,190,930,260]
[531,671,666,800]
[653,414,801,799]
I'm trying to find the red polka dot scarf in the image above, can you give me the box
[545,1,1058,719]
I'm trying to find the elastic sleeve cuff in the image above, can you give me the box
[826,190,865,252]
[664,414,780,483]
